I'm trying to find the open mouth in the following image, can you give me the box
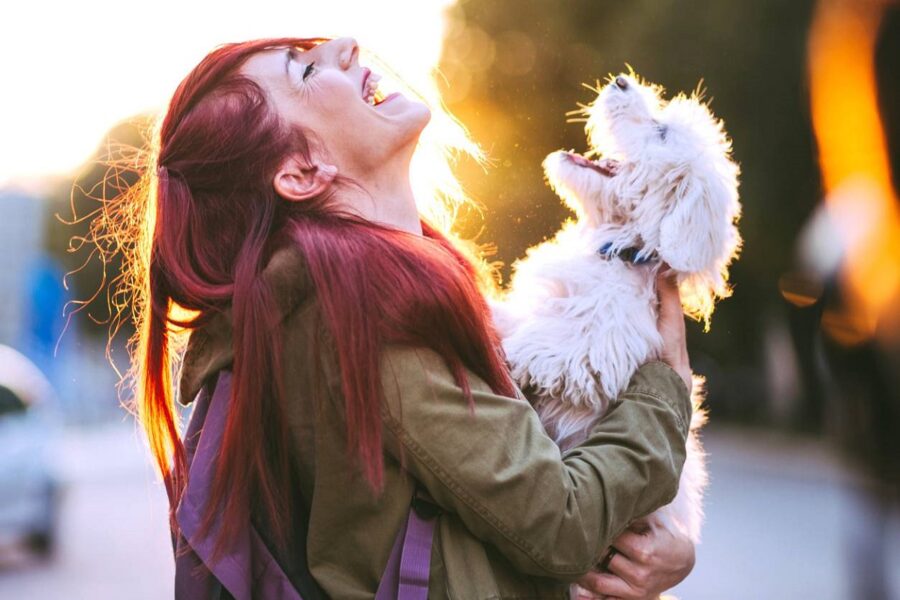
[563,152,618,176]
[362,68,389,107]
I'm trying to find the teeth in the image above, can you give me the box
[363,73,382,106]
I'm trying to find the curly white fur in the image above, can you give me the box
[492,72,742,548]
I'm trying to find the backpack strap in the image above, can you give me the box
[175,370,440,599]
[375,486,442,600]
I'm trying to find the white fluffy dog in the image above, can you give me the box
[492,72,742,549]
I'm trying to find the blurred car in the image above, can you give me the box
[0,345,61,557]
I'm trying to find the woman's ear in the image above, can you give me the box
[273,154,338,202]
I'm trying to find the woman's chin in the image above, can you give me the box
[410,103,432,133]
[392,102,432,144]
[415,102,432,126]
[379,95,430,125]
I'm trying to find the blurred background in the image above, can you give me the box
[1,0,898,598]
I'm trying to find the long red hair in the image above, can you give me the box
[136,38,516,564]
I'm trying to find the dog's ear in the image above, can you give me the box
[657,165,742,328]
[657,94,741,273]
[658,169,732,273]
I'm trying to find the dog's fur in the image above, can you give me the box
[492,72,741,545]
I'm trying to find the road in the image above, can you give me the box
[0,422,173,599]
[0,423,897,599]
[671,427,900,599]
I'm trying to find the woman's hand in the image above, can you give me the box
[574,515,696,600]
[655,265,692,393]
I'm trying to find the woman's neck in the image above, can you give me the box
[339,151,423,236]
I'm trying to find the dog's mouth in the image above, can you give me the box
[563,152,619,177]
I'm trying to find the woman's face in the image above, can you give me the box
[240,37,431,179]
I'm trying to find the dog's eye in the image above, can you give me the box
[656,124,669,142]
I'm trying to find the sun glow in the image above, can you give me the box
[0,0,465,195]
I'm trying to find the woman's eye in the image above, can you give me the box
[303,62,316,81]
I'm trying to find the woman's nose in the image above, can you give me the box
[331,37,359,70]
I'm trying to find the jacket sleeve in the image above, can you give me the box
[378,345,692,580]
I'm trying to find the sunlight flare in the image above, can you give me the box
[808,0,900,344]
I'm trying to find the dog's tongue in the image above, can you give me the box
[565,152,617,176]
[565,152,594,168]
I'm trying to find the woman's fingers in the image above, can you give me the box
[605,515,696,595]
[627,516,652,534]
[612,530,650,560]
[607,550,642,582]
[604,536,657,598]
[655,265,692,392]
[580,570,642,599]
[656,266,683,337]
[574,582,607,599]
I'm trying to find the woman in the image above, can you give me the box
[129,36,695,598]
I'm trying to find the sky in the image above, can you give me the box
[0,0,455,187]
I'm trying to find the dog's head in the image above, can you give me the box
[588,73,667,158]
[547,72,742,327]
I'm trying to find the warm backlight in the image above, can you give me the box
[807,0,900,344]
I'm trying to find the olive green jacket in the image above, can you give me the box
[178,245,692,599]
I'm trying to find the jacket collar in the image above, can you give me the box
[177,244,314,406]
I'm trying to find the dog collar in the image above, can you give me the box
[597,242,658,265]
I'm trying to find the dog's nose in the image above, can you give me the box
[615,76,629,90]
